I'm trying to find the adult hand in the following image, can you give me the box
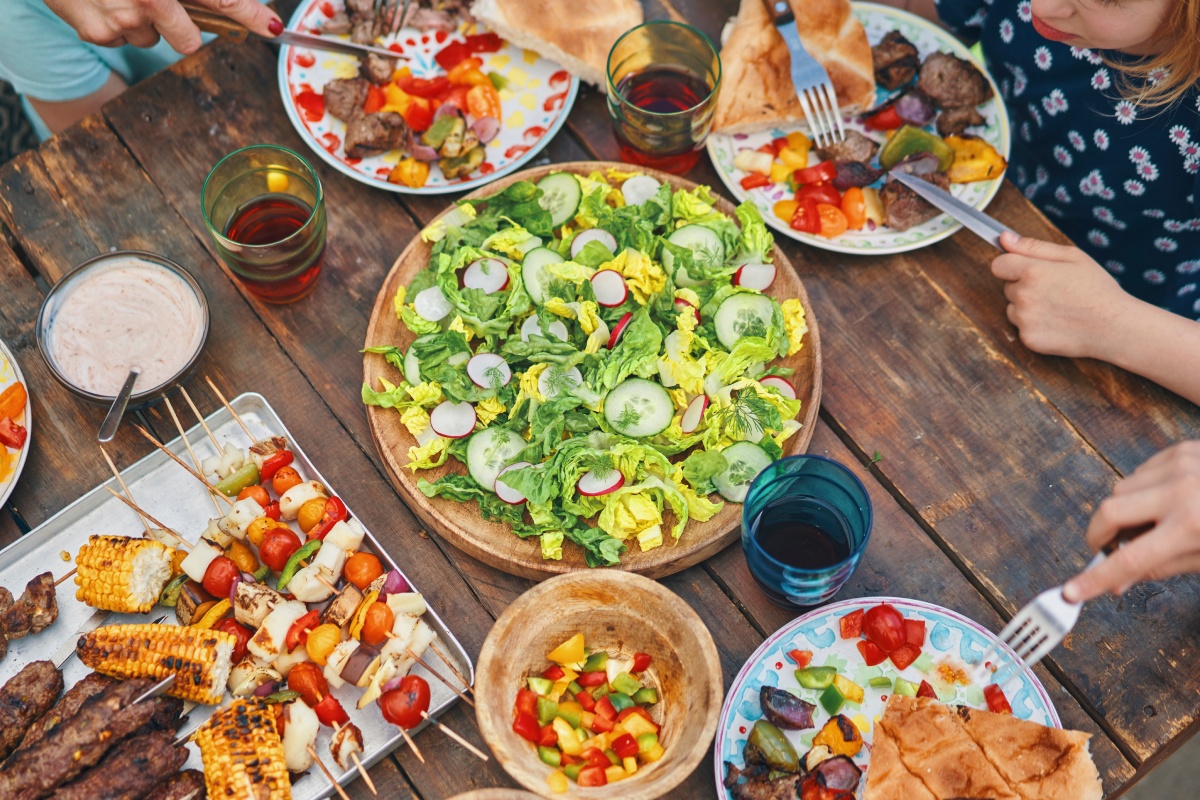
[1063,441,1200,603]
[991,231,1132,359]
[43,0,282,54]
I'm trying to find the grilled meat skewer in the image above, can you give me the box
[13,673,114,756]
[50,730,189,800]
[2,573,59,641]
[0,586,12,660]
[143,769,206,800]
[0,660,63,760]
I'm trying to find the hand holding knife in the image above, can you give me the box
[180,1,404,60]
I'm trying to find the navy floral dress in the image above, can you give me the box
[935,0,1200,320]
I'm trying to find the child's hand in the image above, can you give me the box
[1064,442,1200,603]
[991,231,1131,358]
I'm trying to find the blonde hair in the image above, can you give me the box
[1108,0,1200,108]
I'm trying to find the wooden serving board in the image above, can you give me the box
[362,162,823,580]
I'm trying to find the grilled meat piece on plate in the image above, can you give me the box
[872,30,920,90]
[345,112,409,158]
[937,106,986,137]
[143,770,206,800]
[880,169,951,231]
[815,129,879,163]
[917,51,993,109]
[324,77,370,123]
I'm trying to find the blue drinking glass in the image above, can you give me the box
[741,455,873,609]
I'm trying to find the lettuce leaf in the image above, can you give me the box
[416,474,525,524]
[464,180,554,238]
[681,449,727,494]
[591,307,663,393]
[734,201,774,265]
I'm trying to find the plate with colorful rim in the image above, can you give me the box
[706,2,1011,255]
[278,0,580,195]
[713,596,1059,798]
[0,336,31,509]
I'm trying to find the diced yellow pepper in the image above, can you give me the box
[769,162,793,184]
[623,756,638,774]
[546,771,568,794]
[605,766,627,783]
[786,131,810,151]
[559,667,579,682]
[553,717,582,756]
[549,679,571,701]
[588,733,609,752]
[833,674,864,705]
[191,598,231,630]
[620,713,658,738]
[778,147,807,169]
[548,633,586,664]
[945,135,1008,183]
[773,199,799,224]
[642,742,666,763]
[580,711,596,730]
[862,187,884,227]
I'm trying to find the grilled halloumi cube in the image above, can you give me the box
[248,600,307,662]
[218,497,265,540]
[280,699,320,773]
[331,722,364,771]
[288,544,347,603]
[324,519,365,552]
[274,643,312,678]
[234,581,283,629]
[385,592,427,618]
[325,584,363,628]
[323,639,359,690]
[180,538,224,584]
[279,481,327,521]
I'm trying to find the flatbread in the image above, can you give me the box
[714,0,876,134]
[469,0,643,87]
[864,713,939,800]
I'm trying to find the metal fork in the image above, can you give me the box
[373,0,413,37]
[763,0,846,148]
[972,523,1153,685]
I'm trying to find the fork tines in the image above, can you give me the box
[373,0,413,37]
[800,83,845,149]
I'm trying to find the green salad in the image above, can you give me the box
[363,168,809,566]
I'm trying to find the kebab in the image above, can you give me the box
[49,730,190,800]
[0,572,60,660]
[0,660,64,761]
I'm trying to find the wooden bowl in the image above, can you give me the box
[363,161,822,580]
[475,571,723,800]
[448,791,546,800]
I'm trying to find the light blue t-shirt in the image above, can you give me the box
[0,0,212,140]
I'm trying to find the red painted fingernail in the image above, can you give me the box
[269,18,283,35]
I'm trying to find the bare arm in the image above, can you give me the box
[27,72,128,136]
[41,0,281,54]
[1096,299,1200,406]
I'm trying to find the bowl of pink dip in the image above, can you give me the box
[36,251,209,405]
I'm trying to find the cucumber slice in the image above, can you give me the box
[536,173,583,228]
[663,224,725,287]
[466,427,527,491]
[603,378,674,438]
[521,246,564,305]
[713,441,773,503]
[714,292,778,350]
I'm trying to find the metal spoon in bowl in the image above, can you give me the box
[98,368,140,442]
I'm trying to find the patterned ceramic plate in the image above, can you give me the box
[713,597,1059,798]
[0,337,31,509]
[278,1,580,194]
[707,2,1012,255]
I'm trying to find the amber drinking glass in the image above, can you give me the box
[202,145,326,303]
[606,21,722,174]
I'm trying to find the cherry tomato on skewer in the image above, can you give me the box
[260,527,302,572]
[236,484,270,507]
[379,675,431,729]
[214,618,252,664]
[288,661,329,708]
[201,556,239,599]
[271,465,303,495]
[315,693,350,727]
[345,552,384,589]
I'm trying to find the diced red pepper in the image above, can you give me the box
[314,694,350,728]
[905,619,927,648]
[259,450,294,483]
[857,639,889,667]
[740,173,771,191]
[787,649,814,668]
[888,642,922,671]
[0,417,27,450]
[538,724,558,747]
[771,137,789,154]
[542,665,565,681]
[617,706,657,730]
[396,74,450,99]
[263,501,281,521]
[864,105,904,131]
[577,766,608,787]
[512,711,540,742]
[576,690,596,712]
[793,161,838,185]
[984,684,1014,715]
[756,143,777,156]
[594,695,617,721]
[582,748,610,768]
[578,671,607,688]
[612,733,640,759]
[435,41,473,70]
[307,496,348,541]
[589,714,614,733]
[917,680,938,699]
[363,84,384,114]
[400,96,434,133]
[284,610,320,653]
[796,182,841,207]
[790,198,820,234]
[840,609,864,640]
[631,653,652,673]
[515,688,538,719]
[560,753,581,766]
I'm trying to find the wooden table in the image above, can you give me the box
[1,1,1199,796]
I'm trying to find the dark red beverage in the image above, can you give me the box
[223,194,326,303]
[610,67,717,174]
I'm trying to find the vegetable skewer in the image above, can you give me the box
[131,424,233,506]
[400,643,473,708]
[99,445,152,537]
[164,396,224,516]
[205,375,254,439]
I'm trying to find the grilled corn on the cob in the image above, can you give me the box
[74,535,174,613]
[76,623,235,704]
[195,698,292,800]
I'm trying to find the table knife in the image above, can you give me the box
[181,2,404,60]
[890,170,1016,249]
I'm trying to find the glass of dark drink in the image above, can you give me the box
[742,455,873,609]
[201,145,326,304]
[606,21,721,174]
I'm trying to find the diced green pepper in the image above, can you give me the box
[912,652,935,674]
[893,678,919,697]
[583,651,609,672]
[557,703,583,729]
[869,676,893,689]
[564,763,583,781]
[819,684,846,715]
[878,125,955,171]
[611,672,641,696]
[276,539,320,591]
[487,71,508,90]
[603,749,620,766]
[607,692,635,713]
[527,676,554,696]
[567,681,584,696]
[260,689,302,705]
[421,115,458,149]
[746,720,799,772]
[538,746,562,767]
[636,732,659,755]
[537,696,559,726]
[158,573,188,608]
[215,462,260,497]
[252,563,270,582]
[632,687,659,705]
[795,666,837,690]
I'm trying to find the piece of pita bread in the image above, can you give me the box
[864,713,939,800]
[469,0,643,87]
[713,0,876,134]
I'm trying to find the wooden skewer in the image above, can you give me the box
[98,445,152,536]
[393,641,474,707]
[164,396,224,517]
[429,640,474,696]
[307,746,353,800]
[348,751,376,795]
[178,385,221,449]
[103,486,191,548]
[419,710,489,761]
[316,574,339,593]
[132,424,233,506]
[204,375,254,439]
[398,726,425,763]
[54,568,77,587]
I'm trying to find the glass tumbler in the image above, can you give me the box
[202,144,327,304]
[606,21,721,174]
[742,455,873,609]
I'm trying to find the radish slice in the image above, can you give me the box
[621,175,662,206]
[591,270,628,307]
[413,286,452,322]
[681,394,709,434]
[760,376,797,400]
[521,315,569,342]
[495,462,531,504]
[537,366,583,399]
[608,312,633,349]
[570,228,618,259]
[674,297,701,323]
[577,469,625,497]
[463,258,509,294]
[467,353,512,389]
[429,401,476,438]
[733,262,777,292]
